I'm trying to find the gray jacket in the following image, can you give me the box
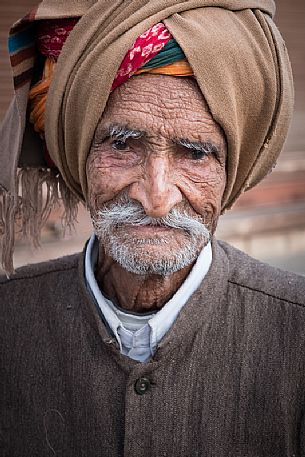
[0,240,305,456]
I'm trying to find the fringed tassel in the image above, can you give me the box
[0,189,18,277]
[18,168,59,247]
[0,169,80,277]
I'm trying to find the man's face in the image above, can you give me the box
[86,74,226,275]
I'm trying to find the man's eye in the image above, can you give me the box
[189,149,206,160]
[111,139,128,151]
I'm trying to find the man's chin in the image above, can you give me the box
[102,234,207,276]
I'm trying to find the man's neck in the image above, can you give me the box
[95,247,193,313]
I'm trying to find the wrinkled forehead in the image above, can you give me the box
[95,74,225,144]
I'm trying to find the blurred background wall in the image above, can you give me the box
[0,0,305,274]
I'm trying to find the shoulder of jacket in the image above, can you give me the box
[218,240,305,308]
[0,253,80,286]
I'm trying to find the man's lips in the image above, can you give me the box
[123,224,176,234]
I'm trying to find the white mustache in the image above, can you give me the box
[92,195,210,239]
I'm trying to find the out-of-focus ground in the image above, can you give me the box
[1,0,305,275]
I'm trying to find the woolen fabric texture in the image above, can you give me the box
[1,240,305,456]
[44,0,294,209]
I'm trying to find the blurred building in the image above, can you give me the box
[0,0,305,274]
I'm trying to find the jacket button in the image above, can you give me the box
[134,377,151,395]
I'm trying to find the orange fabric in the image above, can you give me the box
[135,59,193,77]
[29,58,55,135]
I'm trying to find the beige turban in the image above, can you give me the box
[0,0,294,274]
[45,0,294,209]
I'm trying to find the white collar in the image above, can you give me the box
[85,235,212,361]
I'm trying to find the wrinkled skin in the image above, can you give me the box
[86,74,226,312]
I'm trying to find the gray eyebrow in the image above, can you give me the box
[174,138,220,158]
[108,124,145,141]
[93,126,221,159]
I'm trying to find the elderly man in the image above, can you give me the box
[0,0,305,455]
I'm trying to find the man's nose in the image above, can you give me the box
[128,155,182,217]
